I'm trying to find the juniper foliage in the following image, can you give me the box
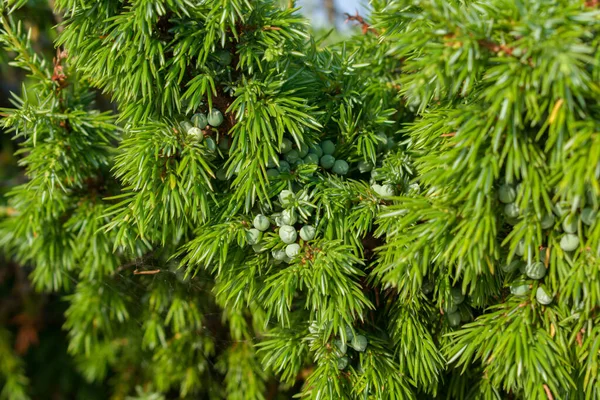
[1,0,600,399]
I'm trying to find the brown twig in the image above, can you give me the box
[543,384,554,400]
[133,269,161,275]
[344,12,379,36]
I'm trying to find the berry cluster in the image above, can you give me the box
[244,189,317,263]
[308,324,368,371]
[265,139,350,177]
[498,183,598,305]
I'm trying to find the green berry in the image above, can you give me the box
[562,214,578,233]
[207,108,224,127]
[502,260,522,273]
[300,225,316,241]
[371,184,382,194]
[280,138,293,153]
[181,121,193,132]
[375,132,388,150]
[421,280,434,294]
[246,228,262,245]
[378,184,395,197]
[451,288,464,305]
[351,335,368,352]
[205,137,217,151]
[581,208,597,226]
[444,303,458,314]
[320,155,336,169]
[498,184,516,204]
[218,137,229,151]
[272,249,287,261]
[504,203,519,218]
[285,149,300,164]
[266,156,278,168]
[279,190,295,206]
[515,240,525,256]
[560,233,579,252]
[332,160,349,175]
[304,153,319,165]
[214,50,232,66]
[536,287,553,305]
[295,159,305,166]
[298,144,309,158]
[540,213,555,229]
[309,144,323,157]
[216,168,228,181]
[191,113,208,129]
[321,140,336,155]
[357,160,373,173]
[278,160,291,173]
[253,214,270,231]
[279,225,297,244]
[337,356,349,370]
[386,136,395,150]
[252,242,267,253]
[510,283,530,296]
[281,209,297,225]
[447,311,461,327]
[334,339,347,355]
[266,168,280,178]
[187,127,204,141]
[285,243,301,258]
[525,261,546,280]
[344,325,354,341]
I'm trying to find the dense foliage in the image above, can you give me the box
[1,0,600,399]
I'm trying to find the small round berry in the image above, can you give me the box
[218,137,229,151]
[344,325,354,341]
[309,144,323,157]
[515,240,525,256]
[560,233,579,252]
[187,127,204,141]
[191,113,208,129]
[536,287,553,305]
[181,121,193,132]
[501,260,522,273]
[214,50,232,66]
[279,190,295,206]
[285,243,301,258]
[562,214,578,233]
[279,225,297,244]
[216,168,228,181]
[351,335,368,352]
[266,156,278,168]
[332,160,349,175]
[334,339,347,355]
[205,137,216,151]
[304,153,319,165]
[266,169,280,178]
[504,203,520,219]
[278,160,291,173]
[281,209,297,225]
[253,214,270,231]
[444,303,458,314]
[300,225,316,241]
[272,249,287,261]
[498,184,516,204]
[525,261,546,280]
[581,208,597,226]
[298,144,309,158]
[379,184,395,197]
[320,155,336,169]
[207,108,224,127]
[321,140,336,155]
[357,160,373,173]
[245,229,262,245]
[450,288,464,305]
[375,132,388,150]
[280,138,293,154]
[447,311,461,327]
[540,213,555,229]
[510,284,530,296]
[285,149,300,164]
[337,356,349,370]
[386,136,395,150]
